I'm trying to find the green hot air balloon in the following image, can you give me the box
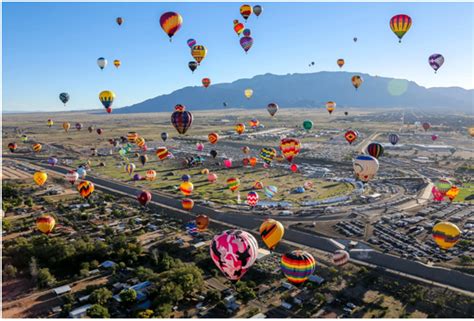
[303,120,313,131]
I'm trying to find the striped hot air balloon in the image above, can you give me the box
[179,181,194,196]
[32,143,42,153]
[240,4,253,21]
[160,12,183,41]
[191,45,207,64]
[388,133,399,145]
[240,36,253,53]
[390,14,412,43]
[326,101,336,114]
[264,185,277,199]
[171,104,193,134]
[181,198,194,211]
[135,136,146,148]
[156,147,169,161]
[246,191,259,207]
[432,222,461,250]
[125,163,136,175]
[146,169,157,181]
[281,250,316,284]
[259,147,276,165]
[233,20,244,36]
[253,181,264,190]
[77,180,95,199]
[127,132,139,143]
[366,142,384,159]
[279,138,301,163]
[226,177,240,192]
[259,219,284,250]
[36,215,55,234]
[332,250,350,266]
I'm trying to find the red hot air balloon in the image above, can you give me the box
[344,130,358,144]
[137,190,152,206]
[247,191,259,207]
[160,12,183,41]
[202,78,211,88]
[279,138,302,163]
[422,122,431,131]
[171,104,193,134]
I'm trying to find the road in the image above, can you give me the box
[5,154,474,294]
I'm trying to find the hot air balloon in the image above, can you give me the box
[156,147,169,161]
[445,186,459,202]
[182,198,194,211]
[196,215,209,231]
[429,54,444,73]
[161,132,168,142]
[253,181,264,190]
[210,150,217,159]
[113,59,121,68]
[97,57,107,70]
[7,143,17,153]
[344,111,349,116]
[195,142,203,151]
[243,89,254,100]
[431,186,444,202]
[303,120,313,131]
[188,61,198,73]
[125,163,136,175]
[253,5,262,17]
[135,137,146,148]
[267,103,279,117]
[247,191,259,207]
[187,38,196,48]
[353,155,379,182]
[208,173,218,183]
[259,147,276,165]
[99,90,115,109]
[243,28,251,37]
[351,75,363,90]
[160,12,183,41]
[337,59,345,68]
[432,222,461,250]
[210,229,259,281]
[181,174,191,182]
[249,118,259,128]
[137,190,152,206]
[281,250,316,284]
[208,132,219,144]
[249,157,257,167]
[75,123,83,131]
[116,17,123,26]
[180,181,194,196]
[290,164,298,173]
[240,4,253,21]
[21,135,28,143]
[468,127,474,137]
[139,155,148,166]
[264,185,277,198]
[422,122,431,131]
[59,92,70,105]
[78,180,94,199]
[388,133,399,145]
[344,130,358,144]
[87,126,94,133]
[353,37,358,42]
[259,219,284,250]
[333,250,350,266]
[242,146,250,154]
[240,36,253,53]
[279,138,301,163]
[146,169,157,181]
[235,123,246,135]
[366,143,384,159]
[77,167,87,179]
[202,78,211,88]
[133,173,142,181]
[222,159,232,169]
[226,177,240,192]
[390,14,412,43]
[33,171,48,186]
[233,21,244,36]
[48,157,58,167]
[191,45,207,64]
[171,104,193,134]
[326,101,336,114]
[96,128,103,135]
[431,134,439,141]
[65,170,79,185]
[63,122,71,133]
[47,119,54,128]
[32,143,42,153]
[36,215,55,234]
[434,179,452,195]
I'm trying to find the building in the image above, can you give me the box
[308,275,325,285]
[52,285,71,296]
[69,304,92,318]
[100,260,117,269]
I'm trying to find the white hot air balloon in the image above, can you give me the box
[353,155,379,182]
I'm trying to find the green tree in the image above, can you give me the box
[86,304,110,318]
[136,309,154,318]
[155,303,172,318]
[3,264,17,278]
[157,282,184,304]
[120,288,137,305]
[37,268,56,288]
[89,288,113,305]
[25,197,34,207]
[205,290,221,303]
[2,219,12,232]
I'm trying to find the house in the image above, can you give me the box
[281,301,293,310]
[224,295,240,313]
[308,275,325,285]
[100,260,117,269]
[69,304,92,318]
[52,285,71,296]
[257,248,271,260]
[193,241,207,249]
[281,282,294,290]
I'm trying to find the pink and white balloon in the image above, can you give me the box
[247,191,259,207]
[332,250,350,266]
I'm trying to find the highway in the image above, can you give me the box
[5,154,474,295]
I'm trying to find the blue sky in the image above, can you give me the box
[3,2,473,112]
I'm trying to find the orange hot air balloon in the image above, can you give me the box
[146,170,157,181]
[279,138,302,163]
[32,143,42,153]
[180,181,194,196]
[202,78,211,88]
[208,132,219,144]
[326,101,336,114]
[33,171,48,186]
[235,123,246,135]
[337,59,345,68]
[445,186,459,202]
[195,215,209,231]
[240,4,253,21]
[233,21,244,36]
[160,12,183,41]
[181,198,194,211]
[113,59,121,68]
[77,180,95,199]
[345,130,358,144]
[249,157,257,167]
[36,215,55,234]
[63,122,71,132]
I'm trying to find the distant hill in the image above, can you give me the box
[116,72,473,114]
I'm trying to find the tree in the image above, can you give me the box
[2,219,12,232]
[157,282,184,304]
[205,290,221,303]
[119,288,137,305]
[136,309,154,318]
[89,288,113,305]
[86,304,110,318]
[37,268,56,288]
[155,303,172,318]
[29,257,39,282]
[3,264,17,279]
[25,197,34,207]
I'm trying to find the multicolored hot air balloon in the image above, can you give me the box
[156,147,169,161]
[21,135,28,143]
[179,181,194,196]
[264,185,277,199]
[333,250,350,266]
[242,146,250,154]
[249,118,259,128]
[246,191,259,207]
[388,133,399,145]
[160,12,183,41]
[422,122,431,131]
[445,186,459,202]
[187,38,196,48]
[146,169,157,181]
[135,136,146,148]
[75,123,83,131]
[171,104,193,134]
[226,177,240,192]
[208,132,219,144]
[259,219,284,251]
[99,90,115,110]
[48,157,58,167]
[326,101,336,114]
[366,142,384,159]
[191,45,207,64]
[36,215,55,234]
[47,119,54,128]
[432,222,461,250]
[65,170,79,185]
[202,78,211,88]
[281,250,316,284]
[345,130,358,144]
[77,180,94,199]
[434,179,452,195]
[59,93,70,105]
[32,143,42,153]
[303,120,313,131]
[240,36,253,53]
[429,54,444,73]
[113,59,121,68]
[253,5,262,17]
[125,163,136,175]
[267,103,279,117]
[235,123,246,135]
[390,14,412,43]
[188,61,198,73]
[337,59,345,68]
[353,155,379,182]
[351,75,363,90]
[97,57,107,70]
[196,215,209,231]
[210,230,259,281]
[7,143,17,153]
[33,171,48,186]
[139,155,148,166]
[279,138,301,163]
[135,190,151,206]
[240,4,253,21]
[181,198,194,211]
[233,20,244,36]
[243,28,251,37]
[259,147,276,165]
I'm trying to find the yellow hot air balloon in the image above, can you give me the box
[244,88,253,99]
[99,90,115,109]
[240,4,253,21]
[432,222,461,250]
[63,122,71,132]
[47,119,54,127]
[259,219,284,251]
[36,215,55,234]
[33,171,48,186]
[468,127,474,137]
[113,59,121,68]
[179,181,194,196]
[32,143,42,153]
[326,101,336,114]
[191,45,207,64]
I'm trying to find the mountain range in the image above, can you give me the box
[116,72,473,114]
